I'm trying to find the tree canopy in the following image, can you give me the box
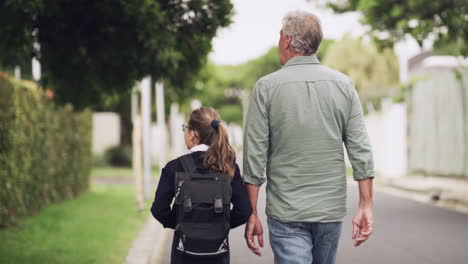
[0,0,233,109]
[327,0,467,56]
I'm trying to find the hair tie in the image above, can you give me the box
[211,120,220,129]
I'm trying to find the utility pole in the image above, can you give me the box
[32,57,41,81]
[140,77,152,200]
[14,66,21,80]
[155,82,166,170]
[131,88,144,210]
[32,28,41,82]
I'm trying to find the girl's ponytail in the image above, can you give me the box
[203,121,236,178]
[188,107,236,178]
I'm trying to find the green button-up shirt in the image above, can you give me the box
[243,55,374,223]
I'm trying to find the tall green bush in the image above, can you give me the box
[0,75,92,227]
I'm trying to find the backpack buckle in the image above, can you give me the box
[214,198,223,213]
[183,197,192,212]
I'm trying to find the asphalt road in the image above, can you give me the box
[160,183,468,264]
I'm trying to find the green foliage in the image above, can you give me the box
[0,75,92,227]
[238,47,282,90]
[327,0,467,56]
[217,104,243,124]
[317,39,335,61]
[0,0,233,109]
[322,35,399,94]
[0,185,149,264]
[191,64,243,123]
[104,145,132,167]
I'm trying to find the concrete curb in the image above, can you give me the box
[124,215,169,264]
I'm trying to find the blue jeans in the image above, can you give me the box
[267,216,342,264]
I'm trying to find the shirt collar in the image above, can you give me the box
[189,144,209,153]
[282,55,320,67]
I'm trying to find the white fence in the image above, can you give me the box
[92,112,121,154]
[409,69,468,178]
[364,101,407,178]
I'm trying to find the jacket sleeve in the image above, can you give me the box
[150,166,177,229]
[230,164,253,229]
[343,83,375,181]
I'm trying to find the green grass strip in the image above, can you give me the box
[0,184,150,264]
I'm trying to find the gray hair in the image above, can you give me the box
[282,11,323,55]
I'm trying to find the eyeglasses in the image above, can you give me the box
[182,124,190,133]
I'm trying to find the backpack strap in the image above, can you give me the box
[179,154,198,173]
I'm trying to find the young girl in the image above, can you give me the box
[151,106,252,264]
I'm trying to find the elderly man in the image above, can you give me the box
[242,11,374,264]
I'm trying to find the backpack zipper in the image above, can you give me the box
[175,180,184,199]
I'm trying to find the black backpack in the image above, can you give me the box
[173,154,232,257]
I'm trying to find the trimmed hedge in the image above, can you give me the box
[0,75,92,227]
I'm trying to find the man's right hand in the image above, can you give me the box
[244,213,264,256]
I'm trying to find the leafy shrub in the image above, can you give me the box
[0,74,92,227]
[104,145,132,167]
[218,104,243,124]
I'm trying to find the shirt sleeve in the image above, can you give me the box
[243,78,270,186]
[150,166,177,229]
[343,83,375,181]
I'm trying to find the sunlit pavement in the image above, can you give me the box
[160,182,468,264]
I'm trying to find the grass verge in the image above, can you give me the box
[0,184,150,264]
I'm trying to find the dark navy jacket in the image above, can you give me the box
[151,151,252,229]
